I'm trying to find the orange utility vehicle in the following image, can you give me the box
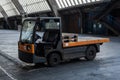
[18,17,109,66]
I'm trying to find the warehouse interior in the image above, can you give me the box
[0,0,119,36]
[0,0,120,80]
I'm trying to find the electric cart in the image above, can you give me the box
[18,17,109,66]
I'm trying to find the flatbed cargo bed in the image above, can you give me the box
[62,33,109,48]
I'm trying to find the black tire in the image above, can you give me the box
[47,53,61,67]
[85,46,97,61]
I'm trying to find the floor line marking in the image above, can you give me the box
[0,66,17,80]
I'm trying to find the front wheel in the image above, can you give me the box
[85,46,97,61]
[47,53,61,67]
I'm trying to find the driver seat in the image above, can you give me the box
[42,30,60,48]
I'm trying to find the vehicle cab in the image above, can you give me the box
[18,17,62,65]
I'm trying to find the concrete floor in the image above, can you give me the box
[0,30,120,80]
[0,30,19,58]
[0,68,12,80]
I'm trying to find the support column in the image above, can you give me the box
[0,5,10,29]
[79,10,84,34]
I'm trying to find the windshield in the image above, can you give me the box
[20,20,35,43]
[20,18,60,43]
[45,20,60,30]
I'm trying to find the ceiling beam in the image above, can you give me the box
[94,0,120,21]
[0,5,8,18]
[46,0,60,17]
[11,0,25,15]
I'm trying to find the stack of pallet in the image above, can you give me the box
[62,33,78,43]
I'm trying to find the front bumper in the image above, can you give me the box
[18,50,46,63]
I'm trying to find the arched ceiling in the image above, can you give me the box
[0,0,111,18]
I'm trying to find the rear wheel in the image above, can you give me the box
[47,53,61,67]
[85,46,96,61]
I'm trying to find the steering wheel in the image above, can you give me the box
[35,34,42,41]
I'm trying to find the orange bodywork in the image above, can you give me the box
[63,38,110,48]
[18,42,35,54]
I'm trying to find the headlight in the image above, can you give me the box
[26,45,31,51]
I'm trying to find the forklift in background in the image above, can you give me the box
[18,17,109,66]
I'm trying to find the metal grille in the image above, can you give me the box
[18,0,51,14]
[0,0,20,17]
[55,0,109,9]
